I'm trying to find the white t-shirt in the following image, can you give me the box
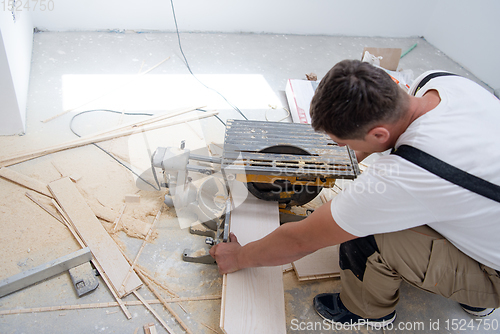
[331,71,500,270]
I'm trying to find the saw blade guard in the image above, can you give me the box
[245,145,323,206]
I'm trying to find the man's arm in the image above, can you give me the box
[209,200,357,274]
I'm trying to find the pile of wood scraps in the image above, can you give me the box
[0,105,228,334]
[0,165,215,334]
[48,177,143,298]
[0,119,343,334]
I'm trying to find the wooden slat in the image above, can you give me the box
[0,110,217,167]
[0,167,52,197]
[0,248,92,298]
[292,245,341,281]
[220,190,286,334]
[48,177,142,297]
[0,295,221,315]
[134,291,174,334]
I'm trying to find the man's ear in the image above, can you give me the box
[366,126,391,144]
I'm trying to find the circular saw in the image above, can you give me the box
[151,119,360,264]
[221,119,360,208]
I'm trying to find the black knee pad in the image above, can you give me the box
[339,236,379,281]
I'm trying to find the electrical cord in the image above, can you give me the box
[197,108,226,126]
[169,0,248,121]
[68,107,225,192]
[69,109,162,191]
[67,2,245,190]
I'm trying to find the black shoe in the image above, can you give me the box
[313,293,396,329]
[460,303,496,317]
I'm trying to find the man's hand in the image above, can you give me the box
[209,233,243,274]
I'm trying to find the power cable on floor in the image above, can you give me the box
[69,109,162,191]
[68,107,225,192]
[169,0,247,122]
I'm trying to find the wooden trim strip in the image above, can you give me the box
[48,177,142,297]
[0,295,221,315]
[0,167,52,197]
[118,208,162,295]
[134,290,174,334]
[51,197,132,319]
[0,111,218,167]
[25,192,65,226]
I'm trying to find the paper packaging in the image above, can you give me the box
[285,79,318,124]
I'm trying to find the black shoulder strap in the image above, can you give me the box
[392,145,500,203]
[412,72,457,96]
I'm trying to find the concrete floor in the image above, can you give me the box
[0,31,498,334]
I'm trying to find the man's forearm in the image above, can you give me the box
[211,201,357,274]
[237,222,315,269]
[235,201,357,270]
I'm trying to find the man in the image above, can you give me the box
[210,59,500,327]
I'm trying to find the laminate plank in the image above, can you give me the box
[220,189,286,334]
[48,177,142,297]
[292,245,340,281]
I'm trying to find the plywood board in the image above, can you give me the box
[220,190,286,334]
[292,245,340,281]
[48,177,142,297]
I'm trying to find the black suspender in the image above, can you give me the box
[412,71,457,96]
[392,145,500,203]
[392,72,500,203]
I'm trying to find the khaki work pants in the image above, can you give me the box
[339,225,500,318]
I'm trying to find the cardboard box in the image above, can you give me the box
[362,47,402,71]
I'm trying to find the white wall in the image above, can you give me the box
[424,0,500,90]
[31,0,429,37]
[0,8,34,135]
[30,0,499,89]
